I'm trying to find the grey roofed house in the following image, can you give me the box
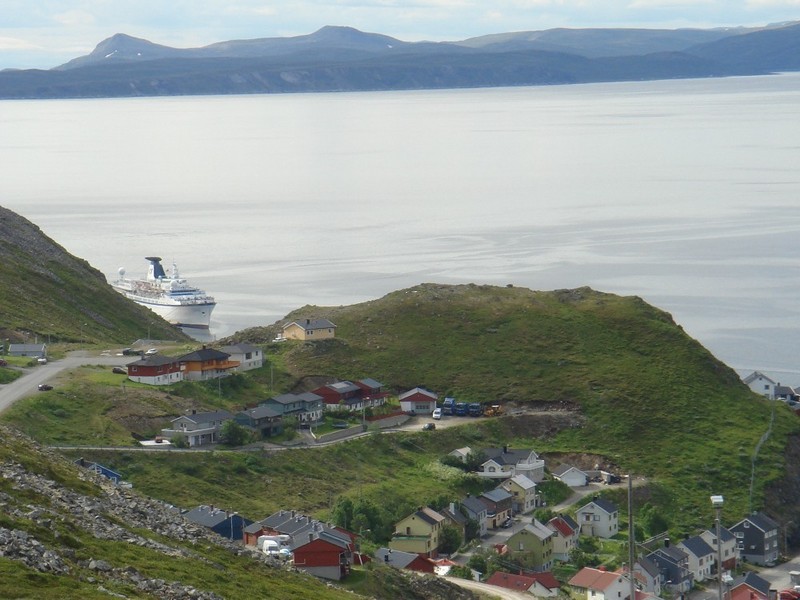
[482,447,535,466]
[178,347,231,362]
[183,505,253,541]
[678,535,714,559]
[732,572,771,596]
[583,497,617,515]
[7,343,46,357]
[375,548,419,569]
[127,355,179,367]
[481,487,512,504]
[239,405,281,421]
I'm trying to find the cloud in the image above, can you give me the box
[0,36,41,50]
[51,10,97,27]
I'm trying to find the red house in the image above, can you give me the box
[311,381,363,411]
[126,355,183,385]
[292,530,354,580]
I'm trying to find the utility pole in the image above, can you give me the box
[628,475,636,600]
[711,495,725,600]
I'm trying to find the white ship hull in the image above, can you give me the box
[124,295,215,329]
[111,257,217,329]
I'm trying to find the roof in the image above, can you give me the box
[483,447,536,466]
[732,572,771,596]
[325,381,361,394]
[172,410,232,424]
[507,474,537,490]
[461,495,487,515]
[486,571,536,592]
[268,393,303,406]
[481,488,512,504]
[179,347,231,362]
[743,371,776,385]
[8,343,46,351]
[578,497,618,515]
[357,378,384,389]
[569,567,624,591]
[375,548,419,569]
[548,515,578,537]
[521,520,554,541]
[219,343,258,354]
[703,525,735,542]
[398,387,438,401]
[183,505,233,528]
[649,545,689,564]
[296,392,324,404]
[127,355,180,367]
[735,512,779,533]
[284,318,336,331]
[414,507,446,526]
[239,405,280,420]
[531,572,561,590]
[635,556,660,578]
[552,464,587,478]
[441,506,468,526]
[678,535,714,558]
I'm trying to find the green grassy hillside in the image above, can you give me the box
[0,206,184,345]
[60,283,797,540]
[247,283,800,531]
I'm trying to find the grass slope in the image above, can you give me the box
[0,206,185,345]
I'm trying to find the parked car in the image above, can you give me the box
[112,367,127,375]
[121,348,135,355]
[502,517,513,528]
[432,408,442,420]
[422,422,436,431]
[145,348,159,355]
[37,357,47,365]
[37,384,53,391]
[0,359,7,367]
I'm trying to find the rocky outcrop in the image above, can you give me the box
[0,425,261,598]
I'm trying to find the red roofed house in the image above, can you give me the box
[486,572,537,594]
[569,567,633,600]
[547,514,580,561]
[375,548,436,574]
[398,387,438,415]
[312,381,364,411]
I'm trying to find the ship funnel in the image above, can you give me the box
[118,267,126,278]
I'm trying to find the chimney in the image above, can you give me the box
[308,532,314,543]
[384,553,389,563]
[450,502,456,515]
[664,538,670,548]
[306,319,311,325]
[503,445,508,454]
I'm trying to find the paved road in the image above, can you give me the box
[444,576,530,599]
[0,351,131,415]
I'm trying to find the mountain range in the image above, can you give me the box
[1,22,799,99]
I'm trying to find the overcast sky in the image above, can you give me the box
[1,0,799,70]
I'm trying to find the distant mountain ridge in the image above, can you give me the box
[1,22,799,98]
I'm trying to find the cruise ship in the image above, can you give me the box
[111,257,216,329]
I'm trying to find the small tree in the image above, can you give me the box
[220,420,250,446]
[439,524,463,555]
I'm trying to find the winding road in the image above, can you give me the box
[0,350,130,415]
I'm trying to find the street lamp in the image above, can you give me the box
[711,495,725,600]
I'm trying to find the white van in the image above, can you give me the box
[432,408,442,420]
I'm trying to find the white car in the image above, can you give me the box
[145,348,159,355]
[432,408,442,420]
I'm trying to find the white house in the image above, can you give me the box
[478,446,545,482]
[160,410,232,447]
[219,343,263,372]
[398,387,438,414]
[551,464,588,487]
[569,567,632,600]
[575,498,619,539]
[742,371,777,399]
[699,525,738,575]
[677,535,716,582]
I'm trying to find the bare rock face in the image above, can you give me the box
[0,425,246,597]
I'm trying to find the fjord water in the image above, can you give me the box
[2,73,799,382]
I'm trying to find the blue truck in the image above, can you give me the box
[468,402,483,417]
[454,402,468,416]
[442,397,455,415]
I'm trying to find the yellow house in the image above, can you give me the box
[388,507,445,558]
[281,318,337,341]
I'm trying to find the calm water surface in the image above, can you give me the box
[2,74,800,382]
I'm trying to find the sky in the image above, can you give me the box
[1,0,799,70]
